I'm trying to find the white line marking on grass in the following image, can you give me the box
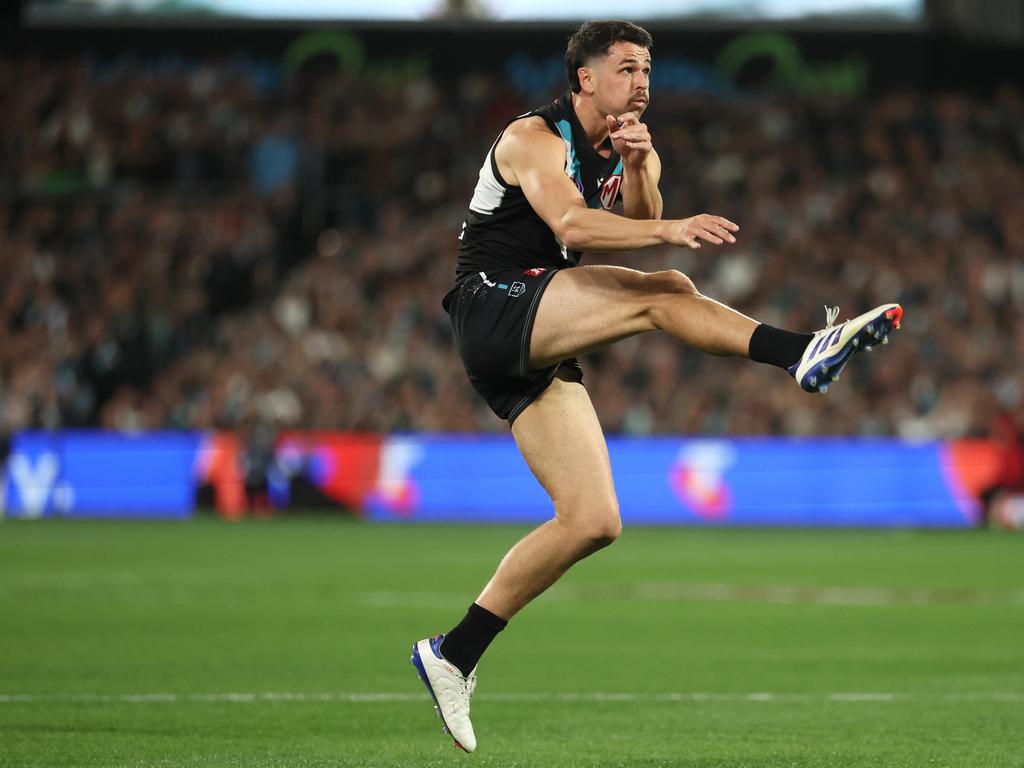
[2,692,1022,704]
[358,585,1024,608]
[828,693,896,702]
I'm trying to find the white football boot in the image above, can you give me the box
[790,303,903,393]
[410,635,478,752]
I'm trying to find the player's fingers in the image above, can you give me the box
[616,112,640,126]
[709,223,736,243]
[710,216,740,232]
[697,229,724,245]
[611,127,647,142]
[605,114,619,132]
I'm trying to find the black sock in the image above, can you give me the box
[439,603,508,676]
[748,323,813,370]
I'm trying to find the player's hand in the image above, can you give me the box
[606,113,652,168]
[664,214,739,249]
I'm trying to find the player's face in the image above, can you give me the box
[588,41,651,117]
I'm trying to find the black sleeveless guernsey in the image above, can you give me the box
[444,91,624,309]
[441,91,624,424]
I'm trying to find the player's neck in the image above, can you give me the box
[571,92,611,151]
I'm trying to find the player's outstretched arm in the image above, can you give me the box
[498,122,736,252]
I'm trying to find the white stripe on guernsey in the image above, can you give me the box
[1,691,1022,704]
[467,141,507,215]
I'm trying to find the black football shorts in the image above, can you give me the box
[443,266,583,425]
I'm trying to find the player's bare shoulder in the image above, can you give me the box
[494,116,563,188]
[503,115,550,138]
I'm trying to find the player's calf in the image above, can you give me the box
[645,271,760,357]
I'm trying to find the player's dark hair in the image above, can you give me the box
[565,20,653,94]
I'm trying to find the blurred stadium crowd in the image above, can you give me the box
[1,53,1022,436]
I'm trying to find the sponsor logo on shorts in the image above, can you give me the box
[523,268,546,277]
[508,282,526,298]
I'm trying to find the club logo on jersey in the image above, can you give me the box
[508,281,526,298]
[599,174,622,210]
[523,268,547,277]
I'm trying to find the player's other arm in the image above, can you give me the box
[499,123,734,252]
[606,113,663,220]
[620,148,663,220]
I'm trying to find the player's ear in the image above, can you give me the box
[578,65,595,95]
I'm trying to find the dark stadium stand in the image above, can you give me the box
[1,51,1022,436]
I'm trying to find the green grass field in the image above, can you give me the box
[1,519,1022,767]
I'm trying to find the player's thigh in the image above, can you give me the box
[529,264,695,368]
[511,372,620,539]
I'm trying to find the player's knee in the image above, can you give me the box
[642,270,699,321]
[567,500,622,551]
[655,269,698,296]
[591,515,623,549]
[640,270,700,328]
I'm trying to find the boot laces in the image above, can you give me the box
[824,305,840,329]
[458,672,477,714]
